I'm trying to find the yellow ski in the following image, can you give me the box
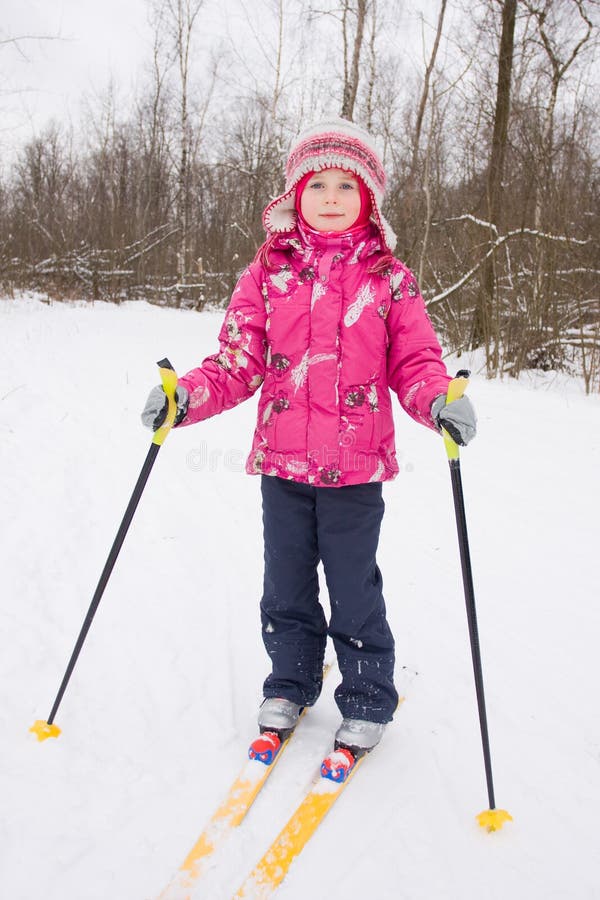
[158,727,301,900]
[234,754,366,898]
[235,696,405,898]
[158,666,332,899]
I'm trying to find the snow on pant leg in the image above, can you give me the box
[316,482,398,724]
[260,475,327,707]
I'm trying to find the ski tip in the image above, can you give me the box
[476,808,513,832]
[29,720,61,742]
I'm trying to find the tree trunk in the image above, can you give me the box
[340,0,367,121]
[472,0,517,369]
[168,0,204,284]
[364,0,377,131]
[272,0,284,118]
[403,0,448,259]
[410,0,447,178]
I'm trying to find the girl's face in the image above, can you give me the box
[299,168,362,232]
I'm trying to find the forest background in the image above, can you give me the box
[1,0,599,388]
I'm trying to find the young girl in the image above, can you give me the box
[142,119,476,779]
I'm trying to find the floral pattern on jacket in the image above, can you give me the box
[177,221,451,487]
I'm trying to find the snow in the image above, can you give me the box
[1,294,599,900]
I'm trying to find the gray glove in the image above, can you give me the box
[431,393,477,446]
[141,384,189,430]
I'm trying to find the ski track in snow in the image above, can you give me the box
[1,295,600,900]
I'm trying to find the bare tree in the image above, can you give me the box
[398,0,450,265]
[271,0,285,118]
[410,0,448,178]
[340,0,368,120]
[524,0,595,337]
[162,0,205,284]
[473,0,518,369]
[363,0,378,130]
[134,4,176,276]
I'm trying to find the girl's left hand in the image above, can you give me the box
[431,394,477,446]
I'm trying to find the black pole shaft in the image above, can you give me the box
[449,458,496,810]
[47,441,161,725]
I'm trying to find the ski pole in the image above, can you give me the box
[30,358,179,742]
[442,370,512,832]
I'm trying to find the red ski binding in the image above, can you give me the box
[320,747,356,783]
[248,731,282,765]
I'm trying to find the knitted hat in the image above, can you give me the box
[263,118,397,252]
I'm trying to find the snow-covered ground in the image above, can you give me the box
[2,295,599,900]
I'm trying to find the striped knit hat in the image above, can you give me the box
[263,118,397,252]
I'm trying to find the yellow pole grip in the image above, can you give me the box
[443,373,469,460]
[152,358,179,446]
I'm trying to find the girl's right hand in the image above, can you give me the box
[141,384,189,430]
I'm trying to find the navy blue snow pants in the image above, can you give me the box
[260,475,399,724]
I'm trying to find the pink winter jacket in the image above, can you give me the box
[177,221,451,487]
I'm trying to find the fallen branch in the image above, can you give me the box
[427,226,595,307]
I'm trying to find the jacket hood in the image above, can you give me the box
[262,118,397,253]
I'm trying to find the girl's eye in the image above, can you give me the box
[306,180,356,191]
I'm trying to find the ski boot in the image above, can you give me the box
[248,698,302,766]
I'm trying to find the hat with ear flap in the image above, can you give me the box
[262,118,397,252]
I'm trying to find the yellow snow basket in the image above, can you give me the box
[29,720,61,741]
[477,808,514,832]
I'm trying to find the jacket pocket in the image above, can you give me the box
[339,381,381,450]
